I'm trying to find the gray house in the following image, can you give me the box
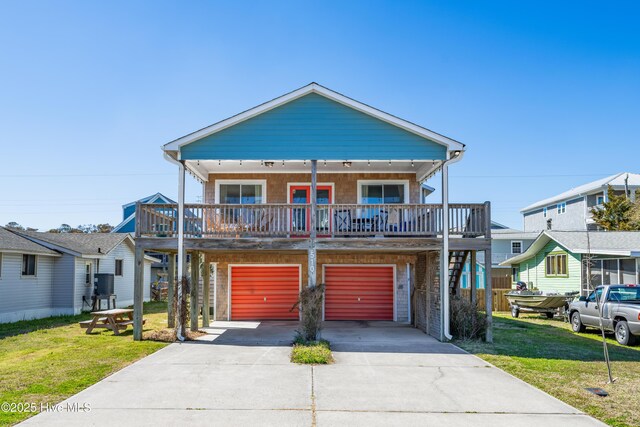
[521,172,640,232]
[0,227,154,323]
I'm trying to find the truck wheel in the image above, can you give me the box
[511,307,519,318]
[571,312,585,333]
[615,321,637,346]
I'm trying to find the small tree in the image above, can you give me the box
[590,186,637,231]
[291,284,325,342]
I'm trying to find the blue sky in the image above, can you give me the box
[1,1,638,230]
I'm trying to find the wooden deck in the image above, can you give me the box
[135,202,491,250]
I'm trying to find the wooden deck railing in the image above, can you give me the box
[136,202,489,239]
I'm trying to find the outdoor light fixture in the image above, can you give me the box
[367,160,370,166]
[342,161,352,168]
[452,150,462,158]
[388,160,391,166]
[239,160,242,166]
[324,160,327,167]
[411,160,414,167]
[304,160,307,166]
[282,160,285,167]
[261,160,264,166]
[218,160,221,166]
[264,161,274,168]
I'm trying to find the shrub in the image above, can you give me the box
[450,295,487,341]
[291,283,325,341]
[291,339,333,364]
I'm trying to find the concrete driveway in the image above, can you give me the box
[22,321,603,426]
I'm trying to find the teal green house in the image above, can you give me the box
[501,231,640,295]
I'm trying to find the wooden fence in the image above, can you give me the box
[491,276,513,289]
[459,289,511,312]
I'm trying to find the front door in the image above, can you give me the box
[289,185,333,235]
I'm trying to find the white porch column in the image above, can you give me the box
[176,161,186,341]
[308,160,317,288]
[440,156,452,341]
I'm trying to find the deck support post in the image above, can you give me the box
[308,159,317,288]
[190,251,200,331]
[440,158,451,341]
[176,161,186,340]
[202,256,210,328]
[133,243,144,341]
[484,201,493,343]
[470,251,477,305]
[167,252,175,328]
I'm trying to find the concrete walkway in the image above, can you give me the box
[22,321,604,426]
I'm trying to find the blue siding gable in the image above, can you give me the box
[116,218,135,233]
[180,93,447,161]
[123,205,136,221]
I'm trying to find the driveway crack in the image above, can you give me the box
[311,366,317,426]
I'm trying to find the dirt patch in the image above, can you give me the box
[143,328,207,342]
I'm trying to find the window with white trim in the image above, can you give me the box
[557,202,566,214]
[359,183,406,204]
[22,254,37,277]
[219,183,264,204]
[115,259,124,276]
[596,194,605,205]
[511,241,522,254]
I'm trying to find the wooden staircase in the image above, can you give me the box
[447,204,484,295]
[448,250,470,295]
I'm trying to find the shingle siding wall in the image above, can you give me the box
[204,252,416,323]
[413,251,441,339]
[0,254,61,323]
[204,173,421,204]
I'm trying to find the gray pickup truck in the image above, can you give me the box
[568,284,640,346]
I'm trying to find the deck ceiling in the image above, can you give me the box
[185,160,441,182]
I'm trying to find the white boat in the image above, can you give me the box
[505,290,578,318]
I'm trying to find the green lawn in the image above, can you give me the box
[457,312,640,427]
[0,302,170,426]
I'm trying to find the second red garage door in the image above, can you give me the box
[324,265,394,320]
[230,265,300,320]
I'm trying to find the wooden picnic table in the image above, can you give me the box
[80,309,144,336]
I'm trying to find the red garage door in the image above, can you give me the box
[324,266,394,320]
[230,265,300,320]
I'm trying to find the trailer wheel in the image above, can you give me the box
[545,312,554,319]
[511,307,519,318]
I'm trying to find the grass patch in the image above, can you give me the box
[291,338,333,364]
[0,301,172,426]
[457,312,640,427]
